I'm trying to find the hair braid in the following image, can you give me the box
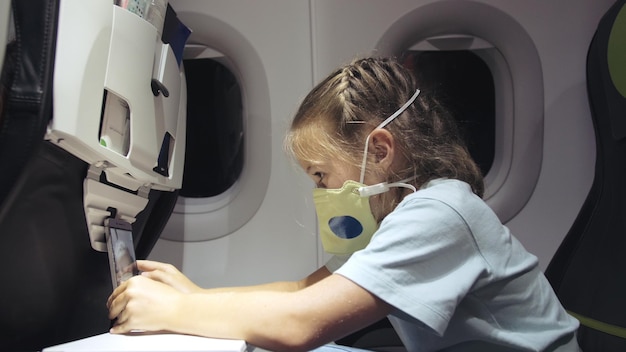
[286,57,485,199]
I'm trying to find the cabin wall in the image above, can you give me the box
[307,0,612,269]
[150,0,320,287]
[151,0,615,288]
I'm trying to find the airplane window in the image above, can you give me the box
[401,50,495,176]
[181,58,243,197]
[377,4,543,222]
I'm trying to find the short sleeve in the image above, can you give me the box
[325,255,351,273]
[335,195,491,335]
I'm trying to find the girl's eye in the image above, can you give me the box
[313,172,325,187]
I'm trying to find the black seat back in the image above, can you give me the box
[545,0,626,350]
[0,0,58,214]
[0,1,179,350]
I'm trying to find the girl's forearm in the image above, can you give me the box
[168,290,317,351]
[198,266,331,295]
[199,280,301,294]
[165,272,386,352]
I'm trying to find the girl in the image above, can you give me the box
[107,57,580,351]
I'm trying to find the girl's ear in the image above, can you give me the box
[369,129,395,169]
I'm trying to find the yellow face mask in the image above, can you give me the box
[312,89,421,255]
[313,180,379,255]
[313,179,417,255]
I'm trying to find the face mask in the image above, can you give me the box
[313,89,420,255]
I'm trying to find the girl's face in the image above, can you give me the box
[295,128,402,221]
[300,159,384,190]
[301,159,356,189]
[300,158,389,221]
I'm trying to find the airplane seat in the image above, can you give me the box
[0,1,184,351]
[0,0,57,213]
[545,0,626,350]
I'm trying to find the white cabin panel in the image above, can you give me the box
[150,0,319,287]
[310,0,613,269]
[152,0,615,289]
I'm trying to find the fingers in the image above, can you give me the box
[107,276,181,334]
[136,260,179,273]
[110,322,125,334]
[107,280,126,310]
[141,269,170,284]
[107,279,141,333]
[139,261,178,286]
[109,306,133,334]
[107,287,127,320]
[107,276,140,319]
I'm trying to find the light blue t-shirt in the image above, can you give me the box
[327,179,579,352]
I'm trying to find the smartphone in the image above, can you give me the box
[105,218,139,289]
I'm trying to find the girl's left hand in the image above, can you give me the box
[107,275,183,334]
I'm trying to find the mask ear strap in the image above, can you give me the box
[359,89,421,183]
[358,178,417,197]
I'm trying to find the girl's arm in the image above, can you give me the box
[135,259,331,293]
[107,266,390,351]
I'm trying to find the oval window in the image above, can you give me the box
[401,49,495,176]
[181,57,243,197]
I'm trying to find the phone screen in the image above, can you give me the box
[105,220,139,289]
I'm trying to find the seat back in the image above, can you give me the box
[545,0,626,349]
[0,1,184,350]
[0,0,57,215]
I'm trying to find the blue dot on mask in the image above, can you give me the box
[328,216,363,239]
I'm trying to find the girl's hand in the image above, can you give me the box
[137,260,202,294]
[107,275,183,334]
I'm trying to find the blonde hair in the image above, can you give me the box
[285,57,484,198]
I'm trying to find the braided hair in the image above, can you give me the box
[285,57,484,198]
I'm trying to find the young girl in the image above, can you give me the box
[107,57,580,351]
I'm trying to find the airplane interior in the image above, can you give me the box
[0,0,625,351]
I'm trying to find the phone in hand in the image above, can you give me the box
[105,218,139,289]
